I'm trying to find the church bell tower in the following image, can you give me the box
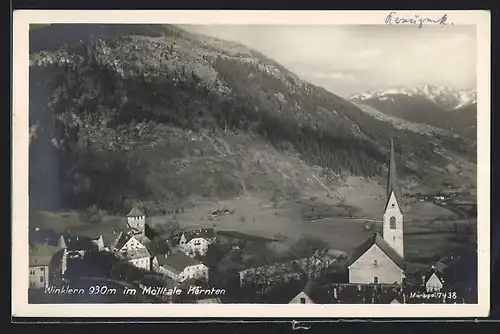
[382,138,404,259]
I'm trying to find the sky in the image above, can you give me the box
[181,24,477,98]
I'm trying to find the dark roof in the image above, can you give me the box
[182,228,216,242]
[29,243,63,266]
[101,232,120,248]
[64,235,97,251]
[260,279,318,303]
[385,138,403,212]
[156,252,203,274]
[347,233,405,270]
[127,207,144,217]
[114,232,134,250]
[116,247,150,260]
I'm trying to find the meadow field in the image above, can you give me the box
[30,190,476,276]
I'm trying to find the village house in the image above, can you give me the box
[179,228,216,257]
[59,219,131,254]
[115,247,151,271]
[288,280,316,304]
[255,278,321,304]
[347,233,405,285]
[58,234,97,259]
[152,251,209,282]
[423,266,445,292]
[113,230,147,252]
[347,138,406,285]
[112,230,151,270]
[29,242,67,289]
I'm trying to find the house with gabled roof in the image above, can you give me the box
[288,280,317,304]
[423,266,445,292]
[257,278,318,304]
[113,230,147,253]
[348,138,405,285]
[152,251,209,282]
[179,228,216,257]
[347,233,405,284]
[115,247,151,271]
[29,243,67,289]
[58,234,97,259]
[110,230,151,270]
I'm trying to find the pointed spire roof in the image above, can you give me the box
[57,234,67,249]
[386,137,403,210]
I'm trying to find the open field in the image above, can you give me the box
[148,195,476,268]
[30,211,128,237]
[30,192,476,274]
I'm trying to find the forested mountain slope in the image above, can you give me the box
[28,24,476,214]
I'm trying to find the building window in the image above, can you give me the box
[392,203,395,208]
[373,277,378,284]
[300,298,306,304]
[373,260,378,266]
[40,276,44,283]
[392,236,396,241]
[39,267,44,272]
[390,217,396,229]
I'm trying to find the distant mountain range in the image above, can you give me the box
[349,85,477,140]
[28,24,477,213]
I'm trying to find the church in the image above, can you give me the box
[347,138,405,285]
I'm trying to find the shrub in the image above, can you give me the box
[79,205,105,223]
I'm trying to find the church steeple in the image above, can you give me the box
[382,136,404,259]
[57,234,67,249]
[386,137,402,211]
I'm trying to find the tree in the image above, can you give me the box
[288,235,328,259]
[79,205,104,224]
[147,237,171,257]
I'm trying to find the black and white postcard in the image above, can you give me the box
[12,10,491,318]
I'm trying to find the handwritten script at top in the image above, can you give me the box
[385,11,453,28]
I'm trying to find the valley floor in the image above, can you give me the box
[30,191,477,275]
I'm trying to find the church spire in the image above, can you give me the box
[57,234,67,249]
[386,137,402,208]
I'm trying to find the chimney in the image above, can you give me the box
[422,276,426,285]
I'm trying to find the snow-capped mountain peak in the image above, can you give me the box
[349,84,476,110]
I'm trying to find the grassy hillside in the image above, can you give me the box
[28,24,476,215]
[442,103,477,141]
[350,94,477,141]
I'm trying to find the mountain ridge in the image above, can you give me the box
[349,84,477,111]
[349,84,477,140]
[28,24,476,214]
